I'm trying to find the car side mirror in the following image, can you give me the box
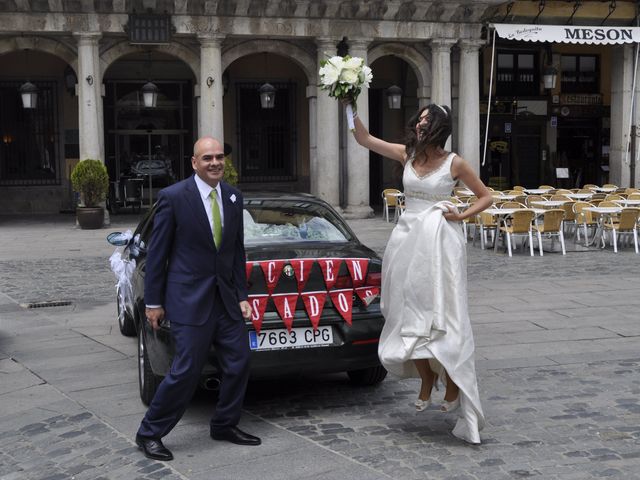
[107,231,130,246]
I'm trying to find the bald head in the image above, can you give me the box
[194,136,222,157]
[192,136,225,187]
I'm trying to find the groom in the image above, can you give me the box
[135,136,260,461]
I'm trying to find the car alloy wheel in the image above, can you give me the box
[138,327,160,406]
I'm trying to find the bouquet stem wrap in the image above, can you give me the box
[345,104,356,132]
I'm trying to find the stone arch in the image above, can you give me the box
[0,36,78,74]
[100,41,200,84]
[368,43,429,90]
[222,40,316,84]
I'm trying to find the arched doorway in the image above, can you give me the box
[102,50,196,209]
[368,55,419,206]
[223,51,310,192]
[0,47,78,213]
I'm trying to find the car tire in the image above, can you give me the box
[138,328,161,406]
[116,287,136,337]
[347,365,387,386]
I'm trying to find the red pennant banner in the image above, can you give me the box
[248,294,269,334]
[259,260,286,294]
[289,258,313,292]
[329,288,354,326]
[245,262,254,283]
[355,286,380,308]
[301,291,327,331]
[318,258,343,290]
[345,258,369,288]
[271,293,299,332]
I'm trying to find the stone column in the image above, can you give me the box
[458,39,483,175]
[430,39,455,107]
[417,86,430,110]
[345,39,374,219]
[430,39,455,150]
[307,85,318,195]
[198,35,225,141]
[610,45,635,187]
[75,32,104,162]
[315,38,341,210]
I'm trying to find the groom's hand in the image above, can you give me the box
[145,307,165,331]
[239,300,252,320]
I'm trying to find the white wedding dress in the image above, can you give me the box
[378,152,485,444]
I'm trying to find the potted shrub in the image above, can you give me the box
[71,159,109,229]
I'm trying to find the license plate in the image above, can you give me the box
[249,326,334,351]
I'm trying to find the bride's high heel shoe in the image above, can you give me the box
[414,397,432,412]
[440,396,460,413]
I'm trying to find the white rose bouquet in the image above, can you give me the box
[319,55,373,131]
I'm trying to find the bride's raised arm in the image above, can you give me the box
[347,105,406,164]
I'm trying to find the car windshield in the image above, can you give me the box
[243,199,353,244]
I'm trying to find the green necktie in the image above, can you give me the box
[210,190,222,248]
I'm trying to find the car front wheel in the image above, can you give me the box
[347,365,387,386]
[116,287,136,337]
[138,328,161,406]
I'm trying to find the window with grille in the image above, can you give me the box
[561,55,598,93]
[496,52,538,96]
[236,82,297,182]
[0,80,60,186]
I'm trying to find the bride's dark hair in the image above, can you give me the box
[405,104,452,158]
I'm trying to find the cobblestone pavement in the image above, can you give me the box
[0,213,639,479]
[243,359,640,480]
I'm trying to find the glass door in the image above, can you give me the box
[115,131,184,206]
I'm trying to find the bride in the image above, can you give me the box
[347,103,493,444]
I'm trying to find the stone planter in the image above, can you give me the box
[76,207,104,230]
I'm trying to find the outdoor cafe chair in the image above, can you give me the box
[604,194,625,202]
[381,188,403,222]
[555,189,573,195]
[538,185,555,189]
[475,211,498,250]
[625,188,640,195]
[498,209,536,257]
[525,195,545,207]
[583,184,598,190]
[602,208,640,253]
[573,201,598,246]
[533,209,566,256]
[559,201,577,237]
[628,192,640,200]
[550,194,571,201]
[512,185,525,192]
[498,201,527,209]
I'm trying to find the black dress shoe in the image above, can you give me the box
[210,426,261,446]
[136,434,174,461]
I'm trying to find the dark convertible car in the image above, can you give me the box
[108,192,386,405]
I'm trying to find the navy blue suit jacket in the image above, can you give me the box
[144,175,248,326]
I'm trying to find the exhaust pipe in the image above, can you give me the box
[200,376,221,391]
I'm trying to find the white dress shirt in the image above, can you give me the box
[193,173,225,231]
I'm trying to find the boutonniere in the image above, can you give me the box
[230,194,237,203]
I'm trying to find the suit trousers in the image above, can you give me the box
[137,287,251,439]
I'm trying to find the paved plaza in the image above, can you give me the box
[0,212,639,480]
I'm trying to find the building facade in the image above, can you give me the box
[0,0,499,216]
[480,1,640,190]
[1,1,638,217]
